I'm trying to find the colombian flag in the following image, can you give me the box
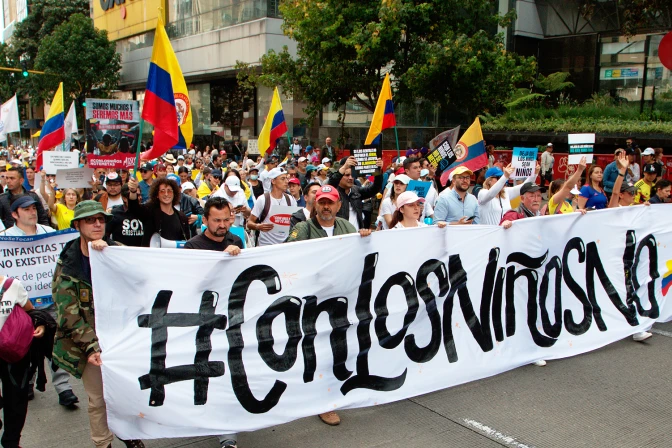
[258,87,287,157]
[140,15,192,161]
[36,82,65,168]
[439,117,487,186]
[365,73,396,145]
[662,260,672,296]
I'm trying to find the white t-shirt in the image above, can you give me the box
[2,224,55,237]
[251,193,298,246]
[380,197,395,230]
[393,221,427,229]
[302,208,311,220]
[107,195,124,209]
[212,188,248,227]
[291,144,302,156]
[259,169,273,193]
[0,277,29,331]
[322,225,334,237]
[348,203,359,230]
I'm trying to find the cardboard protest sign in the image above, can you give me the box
[407,180,432,198]
[43,151,78,175]
[511,147,538,179]
[268,205,301,234]
[351,147,381,178]
[427,136,457,172]
[86,99,140,169]
[55,167,95,189]
[568,133,595,165]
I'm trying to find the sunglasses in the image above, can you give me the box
[83,216,106,224]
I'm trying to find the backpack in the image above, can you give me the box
[255,192,292,245]
[0,277,34,363]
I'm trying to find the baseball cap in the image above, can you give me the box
[140,163,152,172]
[167,173,181,186]
[316,164,327,171]
[288,177,300,185]
[298,157,307,163]
[10,195,37,212]
[625,147,635,155]
[105,172,122,183]
[620,182,636,194]
[643,163,657,174]
[228,161,239,170]
[315,185,340,202]
[393,174,411,185]
[642,147,655,156]
[224,176,242,192]
[420,169,429,177]
[520,182,542,195]
[177,155,184,160]
[547,143,553,147]
[265,156,277,164]
[322,157,331,164]
[268,167,287,179]
[485,167,504,179]
[395,191,425,210]
[452,166,473,177]
[306,145,313,151]
[211,169,223,178]
[181,182,195,192]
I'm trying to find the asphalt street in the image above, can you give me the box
[19,321,672,448]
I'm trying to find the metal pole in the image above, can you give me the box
[640,35,651,115]
[133,119,145,177]
[393,126,401,162]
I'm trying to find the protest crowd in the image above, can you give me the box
[0,132,669,448]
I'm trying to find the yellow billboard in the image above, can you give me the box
[92,0,166,41]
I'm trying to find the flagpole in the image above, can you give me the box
[61,83,65,151]
[133,119,145,177]
[393,126,400,161]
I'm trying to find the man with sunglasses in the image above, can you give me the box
[52,201,146,448]
[198,168,222,199]
[434,166,480,225]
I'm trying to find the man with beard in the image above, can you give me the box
[327,156,383,230]
[284,184,370,426]
[434,166,479,225]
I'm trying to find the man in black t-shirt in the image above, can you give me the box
[184,197,243,253]
[106,185,145,246]
[183,197,242,448]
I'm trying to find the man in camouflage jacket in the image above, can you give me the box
[52,200,144,448]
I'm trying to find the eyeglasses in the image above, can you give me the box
[454,175,471,181]
[83,216,106,224]
[158,189,173,195]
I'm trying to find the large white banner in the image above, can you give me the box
[91,206,672,440]
[0,229,79,307]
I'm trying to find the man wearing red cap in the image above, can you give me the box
[285,185,370,426]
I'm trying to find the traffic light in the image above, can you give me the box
[20,61,28,77]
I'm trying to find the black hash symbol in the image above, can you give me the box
[138,290,227,406]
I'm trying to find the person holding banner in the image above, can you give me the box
[434,167,480,225]
[390,191,447,229]
[127,177,191,247]
[247,168,297,246]
[52,201,146,448]
[578,165,608,210]
[380,174,410,229]
[547,157,588,215]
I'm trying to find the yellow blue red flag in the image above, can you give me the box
[365,73,396,145]
[141,15,192,160]
[258,87,288,157]
[37,82,65,168]
[439,117,487,186]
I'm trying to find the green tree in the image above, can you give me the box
[578,0,671,35]
[241,0,535,124]
[34,13,121,123]
[0,43,19,101]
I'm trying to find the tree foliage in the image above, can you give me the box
[34,13,121,119]
[578,0,671,35]
[241,0,536,122]
[505,72,575,109]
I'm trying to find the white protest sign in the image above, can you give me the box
[92,205,672,440]
[511,147,538,179]
[56,167,95,189]
[43,151,79,175]
[268,205,301,233]
[247,139,259,155]
[0,229,79,307]
[568,133,595,165]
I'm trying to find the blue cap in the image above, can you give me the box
[306,145,313,151]
[485,167,504,179]
[167,173,181,186]
[10,195,37,212]
[211,169,223,178]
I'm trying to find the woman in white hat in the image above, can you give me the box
[390,191,446,229]
[379,174,410,229]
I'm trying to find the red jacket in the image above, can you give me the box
[500,209,526,225]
